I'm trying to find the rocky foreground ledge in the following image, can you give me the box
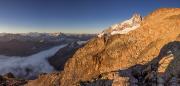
[0,73,27,86]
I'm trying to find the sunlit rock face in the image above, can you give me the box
[26,8,180,86]
[59,8,180,86]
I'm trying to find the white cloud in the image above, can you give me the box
[0,44,67,79]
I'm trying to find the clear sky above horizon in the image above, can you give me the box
[0,0,179,33]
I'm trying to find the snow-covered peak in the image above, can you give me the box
[98,14,142,37]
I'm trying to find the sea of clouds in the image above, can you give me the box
[0,44,67,79]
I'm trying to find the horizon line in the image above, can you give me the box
[0,32,98,34]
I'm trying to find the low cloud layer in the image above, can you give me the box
[0,44,67,79]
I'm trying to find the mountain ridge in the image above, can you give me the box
[98,13,142,37]
[26,8,180,86]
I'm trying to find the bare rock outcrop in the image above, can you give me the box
[0,73,27,86]
[27,8,180,86]
[60,8,180,86]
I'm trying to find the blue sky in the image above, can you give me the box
[0,0,179,33]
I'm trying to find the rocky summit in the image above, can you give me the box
[26,8,180,86]
[98,13,142,37]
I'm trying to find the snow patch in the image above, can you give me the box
[77,41,87,45]
[111,24,119,30]
[98,14,142,37]
[110,24,140,35]
[98,32,105,37]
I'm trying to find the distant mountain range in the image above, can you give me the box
[0,32,95,56]
[0,32,95,42]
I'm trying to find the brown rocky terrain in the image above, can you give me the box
[0,73,27,86]
[26,8,180,86]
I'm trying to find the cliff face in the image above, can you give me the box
[60,8,180,86]
[27,8,180,86]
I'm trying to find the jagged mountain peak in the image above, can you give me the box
[131,13,142,23]
[98,13,142,37]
